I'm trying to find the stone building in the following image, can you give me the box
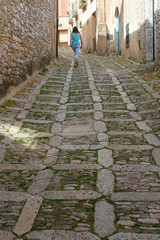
[0,0,58,97]
[105,0,160,64]
[71,0,160,66]
[58,0,70,45]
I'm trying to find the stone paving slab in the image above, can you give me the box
[40,190,102,200]
[109,233,160,240]
[13,195,42,236]
[94,199,115,237]
[26,230,100,240]
[0,191,30,202]
[111,192,160,201]
[0,231,15,240]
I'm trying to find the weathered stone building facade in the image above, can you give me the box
[58,0,70,45]
[0,0,57,96]
[156,0,160,68]
[72,0,160,67]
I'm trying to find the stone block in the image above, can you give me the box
[13,196,42,236]
[94,199,115,237]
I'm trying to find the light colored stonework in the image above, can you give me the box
[0,191,30,202]
[130,112,142,120]
[94,111,103,120]
[26,230,100,240]
[152,148,160,166]
[127,104,137,110]
[109,233,160,240]
[111,192,160,202]
[51,123,62,134]
[13,196,43,236]
[94,121,107,132]
[53,163,102,170]
[98,133,109,142]
[97,169,114,196]
[40,190,102,200]
[98,149,113,167]
[94,199,115,237]
[1,0,57,95]
[94,103,103,111]
[136,121,152,132]
[0,164,46,171]
[27,169,53,194]
[144,134,160,146]
[49,136,63,147]
[0,231,15,240]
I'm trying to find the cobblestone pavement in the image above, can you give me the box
[0,47,160,240]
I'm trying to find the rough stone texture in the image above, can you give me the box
[27,169,53,194]
[130,112,142,121]
[112,164,160,173]
[138,218,159,224]
[56,113,66,121]
[94,103,102,111]
[109,233,160,240]
[13,195,43,236]
[0,0,57,96]
[9,121,23,135]
[0,47,160,238]
[136,121,152,132]
[40,190,102,200]
[144,134,160,146]
[98,133,109,142]
[0,231,15,240]
[94,111,103,120]
[53,163,102,170]
[44,147,59,165]
[0,164,45,171]
[51,123,62,134]
[63,124,93,133]
[152,148,160,166]
[26,230,100,240]
[98,149,113,167]
[111,192,160,202]
[49,136,63,147]
[97,169,114,196]
[94,199,115,237]
[94,121,107,132]
[0,191,30,202]
[127,104,136,110]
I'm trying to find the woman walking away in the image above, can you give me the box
[70,26,83,67]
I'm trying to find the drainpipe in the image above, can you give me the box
[153,0,155,61]
[56,0,59,58]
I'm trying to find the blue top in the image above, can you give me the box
[72,33,80,46]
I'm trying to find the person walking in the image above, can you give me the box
[70,26,83,67]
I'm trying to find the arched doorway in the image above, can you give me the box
[115,7,120,52]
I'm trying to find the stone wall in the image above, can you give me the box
[0,0,57,97]
[137,0,146,63]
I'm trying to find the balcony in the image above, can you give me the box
[79,0,87,9]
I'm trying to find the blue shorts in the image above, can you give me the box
[72,44,80,59]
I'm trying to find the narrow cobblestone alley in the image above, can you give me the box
[0,47,160,240]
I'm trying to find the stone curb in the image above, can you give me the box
[0,191,30,202]
[111,192,160,202]
[109,233,160,240]
[40,190,102,200]
[26,230,100,240]
[13,195,43,236]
